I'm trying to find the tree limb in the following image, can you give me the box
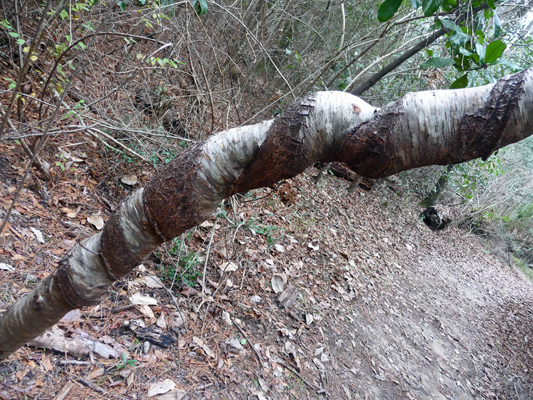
[0,68,532,361]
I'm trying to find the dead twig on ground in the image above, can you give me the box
[231,316,263,365]
[196,216,218,312]
[277,360,329,397]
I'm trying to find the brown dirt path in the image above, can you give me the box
[1,148,532,399]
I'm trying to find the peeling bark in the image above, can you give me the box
[339,69,532,177]
[1,69,532,361]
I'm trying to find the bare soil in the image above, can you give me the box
[1,136,533,400]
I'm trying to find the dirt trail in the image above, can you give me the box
[290,178,533,400]
[1,151,532,399]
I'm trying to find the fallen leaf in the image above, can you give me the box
[156,313,167,329]
[86,366,104,380]
[61,309,81,322]
[226,337,244,350]
[144,275,164,288]
[274,244,285,252]
[172,312,186,327]
[271,274,285,294]
[139,304,155,319]
[127,370,135,387]
[221,311,232,326]
[87,215,104,230]
[121,175,138,186]
[154,389,187,400]
[219,261,238,273]
[0,263,14,271]
[193,336,215,358]
[313,357,326,371]
[130,292,158,305]
[30,227,45,243]
[180,286,198,297]
[148,379,176,397]
[41,354,53,371]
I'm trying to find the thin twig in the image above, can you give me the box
[0,0,54,139]
[231,317,263,365]
[75,377,132,399]
[277,360,328,395]
[0,108,50,180]
[196,217,218,312]
[87,128,150,163]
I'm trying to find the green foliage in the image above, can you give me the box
[191,0,208,15]
[452,157,503,200]
[378,0,403,22]
[245,218,281,248]
[422,0,444,17]
[449,73,468,88]
[160,238,202,288]
[114,353,137,371]
[377,0,448,22]
[512,256,533,281]
[484,40,506,63]
[420,57,455,69]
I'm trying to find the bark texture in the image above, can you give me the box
[1,69,532,360]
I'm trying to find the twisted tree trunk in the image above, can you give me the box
[1,68,532,361]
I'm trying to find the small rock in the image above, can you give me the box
[143,341,151,354]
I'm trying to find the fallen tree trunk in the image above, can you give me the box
[1,68,532,360]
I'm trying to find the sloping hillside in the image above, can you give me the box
[1,138,532,399]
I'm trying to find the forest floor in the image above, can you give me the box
[1,130,533,400]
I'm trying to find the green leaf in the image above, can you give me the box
[491,59,522,71]
[422,0,444,16]
[378,0,404,22]
[443,0,457,9]
[459,47,472,56]
[439,18,462,32]
[449,30,469,47]
[116,1,127,11]
[487,0,496,10]
[475,42,486,64]
[485,40,506,63]
[8,32,19,38]
[454,54,471,71]
[450,74,468,89]
[493,11,501,39]
[60,9,68,20]
[16,38,25,45]
[409,0,421,9]
[425,48,434,57]
[420,57,456,69]
[193,0,208,15]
